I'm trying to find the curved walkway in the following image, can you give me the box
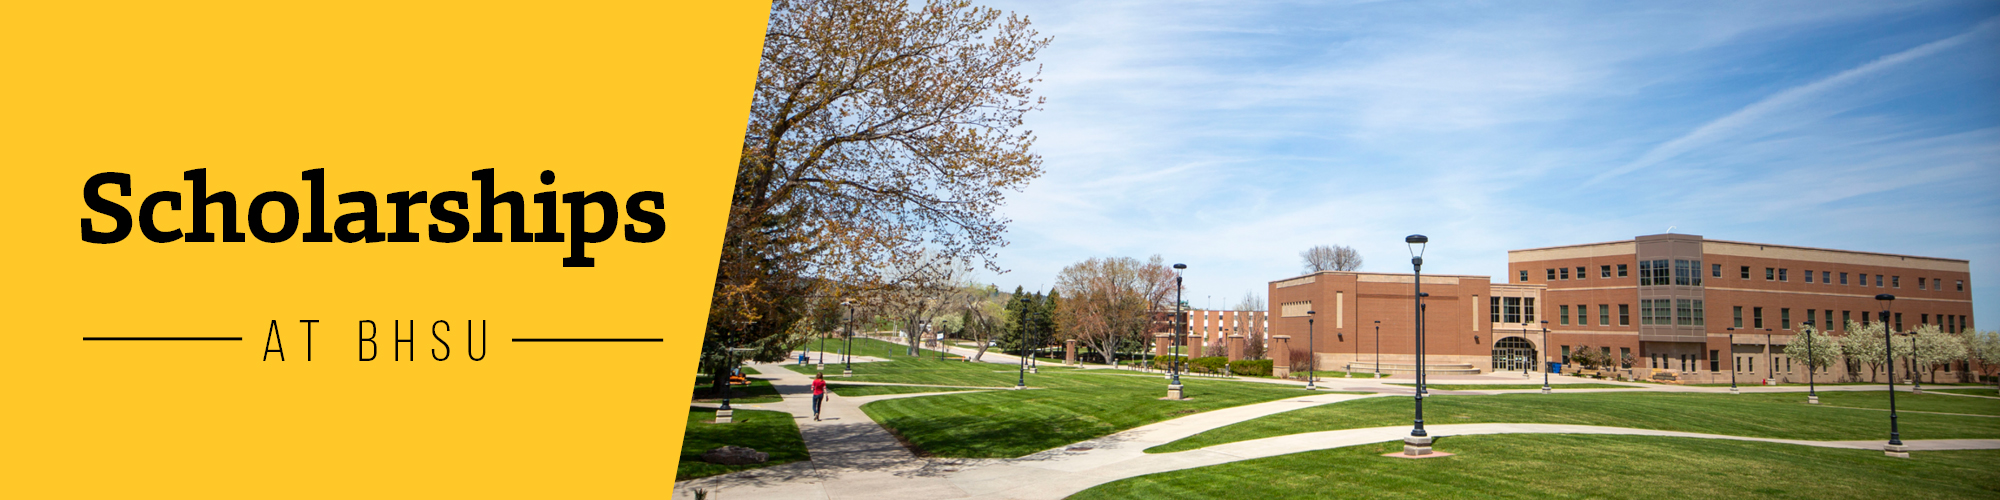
[677,360,1999,500]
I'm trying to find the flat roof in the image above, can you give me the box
[1268,270,1492,284]
[1508,234,1966,264]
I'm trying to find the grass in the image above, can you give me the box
[799,336,956,359]
[1078,434,2000,500]
[1385,383,1637,390]
[827,384,987,397]
[693,366,781,404]
[832,358,1320,458]
[677,408,810,481]
[1933,388,2000,397]
[1149,391,2000,453]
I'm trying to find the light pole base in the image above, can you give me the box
[1912,387,1923,395]
[1884,444,1909,458]
[1809,395,1819,405]
[714,409,734,424]
[1030,367,1038,374]
[1165,384,1184,400]
[1542,386,1551,394]
[1730,387,1739,395]
[1402,435,1434,456]
[842,369,852,377]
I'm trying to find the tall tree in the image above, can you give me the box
[710,0,1049,377]
[1053,255,1176,364]
[1909,324,1968,383]
[1782,324,1840,380]
[1300,244,1363,273]
[1840,320,1910,382]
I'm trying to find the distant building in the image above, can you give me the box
[1266,233,1978,383]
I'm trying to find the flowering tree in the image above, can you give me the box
[1969,328,2000,387]
[1909,324,1969,384]
[1783,325,1842,380]
[1841,320,1912,382]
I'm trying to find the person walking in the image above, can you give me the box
[811,373,829,421]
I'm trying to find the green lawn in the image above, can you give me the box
[784,355,1078,387]
[1080,434,2000,500]
[1933,388,2000,397]
[842,360,1321,458]
[677,408,809,481]
[1150,391,2000,453]
[827,384,987,397]
[799,336,957,359]
[693,366,781,404]
[1385,383,1637,390]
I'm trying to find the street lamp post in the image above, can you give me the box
[843,303,855,377]
[1403,234,1432,456]
[1017,307,1030,390]
[1804,319,1818,404]
[1541,320,1552,394]
[1765,329,1773,384]
[1306,311,1317,390]
[1374,320,1382,378]
[1727,327,1738,394]
[1879,294,1907,458]
[1169,263,1187,399]
[1521,323,1533,379]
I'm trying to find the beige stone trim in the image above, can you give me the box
[1509,241,1636,263]
[1704,286,1971,303]
[1702,240,1968,272]
[1280,301,1312,318]
[1357,274,1461,285]
[1275,276,1316,288]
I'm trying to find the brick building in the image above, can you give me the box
[1261,233,1978,383]
[1513,233,1976,383]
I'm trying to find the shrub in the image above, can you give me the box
[1187,356,1229,374]
[1228,359,1273,377]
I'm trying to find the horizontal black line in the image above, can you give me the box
[82,337,243,341]
[510,338,663,343]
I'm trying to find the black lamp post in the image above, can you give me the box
[1017,307,1030,390]
[1403,234,1432,456]
[1878,294,1906,457]
[1804,319,1819,404]
[1727,327,1738,394]
[1541,320,1552,394]
[1521,323,1533,378]
[1170,263,1187,398]
[1306,310,1317,390]
[1765,328,1774,383]
[1417,293,1429,396]
[1906,325,1923,394]
[843,302,855,377]
[1374,320,1382,378]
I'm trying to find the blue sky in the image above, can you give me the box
[972,1,2000,322]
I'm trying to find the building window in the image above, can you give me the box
[1709,350,1719,372]
[1841,272,1849,285]
[1502,297,1521,324]
[1892,276,1900,288]
[1619,304,1630,326]
[1781,308,1791,330]
[1490,296,1501,323]
[1620,347,1631,369]
[1876,275,1883,287]
[1918,277,1926,289]
[1842,310,1850,328]
[1766,268,1775,280]
[1779,269,1788,281]
[1560,305,1571,325]
[1807,309,1815,328]
[1922,313,1929,325]
[1638,261,1654,285]
[1560,268,1569,280]
[1712,263,1721,277]
[1823,310,1832,330]
[1601,265,1611,278]
[1895,313,1902,331]
[1934,279,1942,291]
[1676,299,1692,326]
[1562,345,1571,364]
[1547,268,1556,280]
[1524,298,1535,323]
[1822,271,1829,284]
[1640,300,1655,326]
[1599,304,1610,326]
[1694,300,1705,326]
[1805,270,1814,283]
[1575,266,1585,280]
[1733,306,1743,328]
[1957,280,1964,291]
[1577,304,1587,325]
[1741,266,1750,279]
[1618,264,1628,277]
[1519,270,1528,282]
[1753,307,1764,329]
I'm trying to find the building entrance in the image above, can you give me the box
[1493,337,1537,372]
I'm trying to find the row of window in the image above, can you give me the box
[1500,300,1970,333]
[1729,306,1972,334]
[1559,345,1980,373]
[1728,265,1962,292]
[1522,260,1967,294]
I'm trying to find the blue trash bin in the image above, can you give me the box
[1547,362,1562,374]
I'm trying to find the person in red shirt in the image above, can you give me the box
[811,373,829,421]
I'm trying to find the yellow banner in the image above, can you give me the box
[0,2,768,497]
